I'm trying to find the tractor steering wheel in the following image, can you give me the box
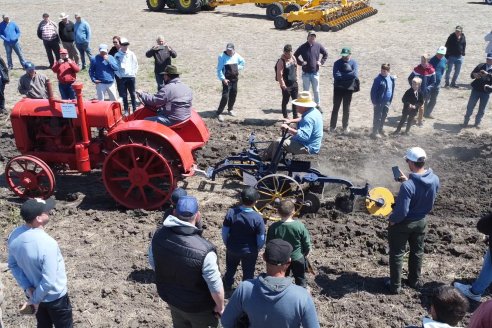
[135,91,158,113]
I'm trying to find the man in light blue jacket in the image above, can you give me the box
[74,13,92,69]
[8,198,73,326]
[0,14,26,69]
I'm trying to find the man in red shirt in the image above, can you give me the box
[52,48,80,99]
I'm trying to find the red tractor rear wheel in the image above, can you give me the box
[5,155,56,199]
[102,143,175,210]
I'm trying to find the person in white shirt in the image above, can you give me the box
[114,37,138,115]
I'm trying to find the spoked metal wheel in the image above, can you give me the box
[102,143,175,209]
[5,155,56,198]
[254,174,304,220]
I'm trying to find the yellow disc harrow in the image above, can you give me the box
[365,187,394,217]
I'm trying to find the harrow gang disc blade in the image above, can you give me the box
[366,187,394,217]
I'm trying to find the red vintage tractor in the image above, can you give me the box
[5,82,209,210]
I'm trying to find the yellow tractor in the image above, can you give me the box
[274,0,377,31]
[146,0,310,20]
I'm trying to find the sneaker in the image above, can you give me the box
[417,122,423,127]
[474,124,481,129]
[329,127,336,133]
[444,82,450,87]
[370,133,381,139]
[123,110,129,116]
[392,130,400,135]
[453,282,481,302]
[424,115,435,119]
[228,110,237,117]
[450,83,459,89]
[401,131,409,136]
[217,114,224,122]
[379,130,387,137]
[342,127,350,134]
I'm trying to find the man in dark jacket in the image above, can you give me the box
[145,36,176,91]
[370,63,395,138]
[137,64,192,126]
[330,47,358,134]
[294,31,328,111]
[386,147,440,294]
[0,55,8,113]
[463,53,492,128]
[148,196,224,328]
[445,25,466,88]
[58,13,79,64]
[37,13,60,68]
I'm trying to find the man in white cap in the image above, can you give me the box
[89,44,118,100]
[114,37,139,115]
[8,198,73,326]
[425,46,447,119]
[58,13,79,64]
[262,91,323,161]
[386,147,440,294]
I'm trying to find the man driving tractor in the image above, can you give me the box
[136,64,192,126]
[261,91,323,161]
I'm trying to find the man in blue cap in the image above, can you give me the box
[18,62,48,99]
[148,196,224,327]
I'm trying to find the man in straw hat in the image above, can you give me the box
[137,64,192,126]
[261,91,323,161]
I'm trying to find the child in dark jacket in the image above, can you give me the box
[394,77,424,135]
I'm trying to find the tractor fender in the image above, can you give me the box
[107,120,194,173]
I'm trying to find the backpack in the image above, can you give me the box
[274,58,285,81]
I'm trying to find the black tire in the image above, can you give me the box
[147,0,166,11]
[266,3,283,20]
[176,0,201,14]
[284,3,301,13]
[201,4,216,10]
[321,24,331,32]
[274,16,290,30]
[304,23,314,31]
[166,0,177,8]
[313,24,321,32]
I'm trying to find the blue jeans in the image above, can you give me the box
[59,83,75,100]
[471,250,492,295]
[424,87,440,117]
[75,42,92,68]
[223,250,258,290]
[302,72,320,106]
[465,88,490,126]
[445,55,463,85]
[372,102,390,134]
[155,72,164,91]
[117,77,137,113]
[144,115,178,126]
[3,41,26,69]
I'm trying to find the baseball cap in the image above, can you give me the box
[171,187,187,204]
[455,25,463,32]
[119,37,130,46]
[176,196,199,217]
[99,44,108,53]
[340,47,351,57]
[404,147,427,163]
[264,239,293,266]
[226,43,235,51]
[486,53,492,60]
[436,46,447,55]
[241,187,259,204]
[20,198,56,222]
[24,62,35,71]
[59,48,68,54]
[2,14,10,19]
[308,31,316,37]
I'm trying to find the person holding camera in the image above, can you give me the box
[146,36,177,91]
[52,48,80,100]
[463,53,492,129]
[386,147,440,295]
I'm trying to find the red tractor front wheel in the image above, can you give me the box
[5,155,56,199]
[102,143,175,210]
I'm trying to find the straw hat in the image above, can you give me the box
[292,91,317,108]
